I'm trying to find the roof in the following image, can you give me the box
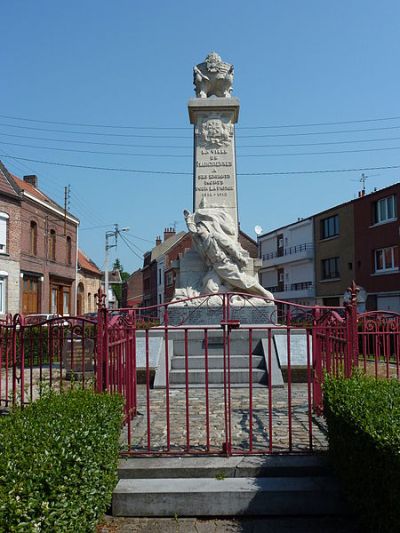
[4,168,79,224]
[0,161,21,199]
[78,250,102,276]
[150,231,186,262]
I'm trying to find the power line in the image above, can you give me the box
[1,152,400,177]
[5,121,400,139]
[0,154,191,174]
[5,130,400,150]
[119,232,143,260]
[238,125,400,138]
[0,131,191,149]
[0,140,190,158]
[3,110,400,130]
[0,122,189,139]
[5,139,400,159]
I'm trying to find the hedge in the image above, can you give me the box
[0,388,124,532]
[324,374,400,533]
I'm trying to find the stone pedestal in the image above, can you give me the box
[165,304,277,326]
[189,97,240,237]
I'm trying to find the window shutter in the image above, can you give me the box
[0,218,7,251]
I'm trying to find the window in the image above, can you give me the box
[166,271,174,287]
[0,213,9,254]
[374,246,399,273]
[66,236,72,265]
[63,289,70,315]
[322,257,340,279]
[373,195,397,224]
[30,221,37,256]
[321,215,339,239]
[0,276,6,313]
[49,229,56,261]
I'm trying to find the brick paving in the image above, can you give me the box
[122,384,328,454]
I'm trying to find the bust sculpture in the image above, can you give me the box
[193,52,234,98]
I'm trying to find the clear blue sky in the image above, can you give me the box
[2,1,400,272]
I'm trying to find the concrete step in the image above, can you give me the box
[169,368,266,385]
[171,354,264,370]
[117,455,332,480]
[112,475,347,517]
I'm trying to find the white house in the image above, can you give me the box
[258,217,315,305]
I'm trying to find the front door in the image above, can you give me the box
[23,277,40,314]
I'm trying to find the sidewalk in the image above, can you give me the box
[98,516,361,532]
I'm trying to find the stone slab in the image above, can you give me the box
[165,305,277,326]
[112,476,345,517]
[135,337,164,369]
[117,455,331,480]
[273,330,312,367]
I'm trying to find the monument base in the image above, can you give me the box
[164,304,277,326]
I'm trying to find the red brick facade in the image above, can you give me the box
[0,162,79,316]
[354,184,400,310]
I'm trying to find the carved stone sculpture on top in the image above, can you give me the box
[182,207,274,303]
[194,52,234,98]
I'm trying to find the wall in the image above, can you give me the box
[20,197,78,314]
[0,195,21,315]
[354,184,400,304]
[314,202,355,304]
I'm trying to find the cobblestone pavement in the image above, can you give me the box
[122,384,328,454]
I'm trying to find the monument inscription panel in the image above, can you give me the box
[189,99,239,236]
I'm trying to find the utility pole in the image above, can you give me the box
[104,224,129,308]
[64,185,71,236]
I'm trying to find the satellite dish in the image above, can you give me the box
[254,225,263,235]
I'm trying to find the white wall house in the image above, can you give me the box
[258,217,315,305]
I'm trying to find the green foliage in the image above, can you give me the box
[324,374,400,533]
[0,388,124,532]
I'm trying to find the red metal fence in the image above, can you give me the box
[1,285,399,456]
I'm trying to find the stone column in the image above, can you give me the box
[188,97,240,238]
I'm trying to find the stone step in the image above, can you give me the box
[112,476,347,517]
[171,354,264,370]
[117,455,332,480]
[169,368,266,385]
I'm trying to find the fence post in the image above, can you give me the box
[95,289,106,392]
[344,281,359,378]
[312,306,323,414]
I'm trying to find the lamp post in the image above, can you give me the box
[104,224,129,308]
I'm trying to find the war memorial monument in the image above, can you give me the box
[169,52,277,325]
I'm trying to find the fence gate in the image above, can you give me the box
[97,294,343,456]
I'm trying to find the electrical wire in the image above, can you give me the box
[4,139,400,159]
[119,232,143,260]
[3,110,400,130]
[2,152,400,177]
[4,121,400,139]
[5,130,400,149]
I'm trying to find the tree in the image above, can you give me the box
[112,258,130,305]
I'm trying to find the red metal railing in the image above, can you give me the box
[1,283,399,456]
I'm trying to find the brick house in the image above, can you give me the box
[314,201,355,306]
[123,269,143,308]
[0,161,79,316]
[142,229,186,309]
[0,163,23,315]
[77,250,102,314]
[354,184,400,311]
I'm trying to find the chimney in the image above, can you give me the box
[23,175,38,188]
[155,235,162,246]
[164,227,176,241]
